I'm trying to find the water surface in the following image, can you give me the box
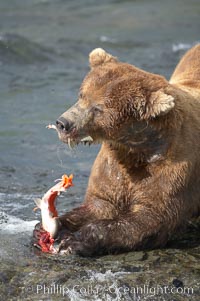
[0,0,200,300]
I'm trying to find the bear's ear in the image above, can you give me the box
[145,90,175,118]
[89,48,118,68]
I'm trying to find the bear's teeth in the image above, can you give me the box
[80,136,93,142]
[67,137,72,149]
[67,138,77,149]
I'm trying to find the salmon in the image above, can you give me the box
[34,174,73,252]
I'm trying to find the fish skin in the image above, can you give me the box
[34,197,60,238]
[34,174,73,240]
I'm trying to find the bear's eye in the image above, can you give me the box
[79,92,83,99]
[91,105,103,115]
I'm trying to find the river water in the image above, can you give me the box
[0,0,200,300]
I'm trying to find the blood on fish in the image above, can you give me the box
[34,174,74,253]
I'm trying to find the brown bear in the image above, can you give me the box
[35,45,200,256]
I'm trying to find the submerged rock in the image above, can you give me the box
[0,213,199,300]
[0,219,199,301]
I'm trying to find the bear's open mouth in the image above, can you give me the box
[65,135,94,149]
[47,124,94,148]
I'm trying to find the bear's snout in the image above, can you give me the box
[55,102,94,145]
[56,116,74,132]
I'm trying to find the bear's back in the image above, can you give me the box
[170,44,200,97]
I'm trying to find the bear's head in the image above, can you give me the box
[56,48,175,154]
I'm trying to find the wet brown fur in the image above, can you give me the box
[53,46,200,256]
